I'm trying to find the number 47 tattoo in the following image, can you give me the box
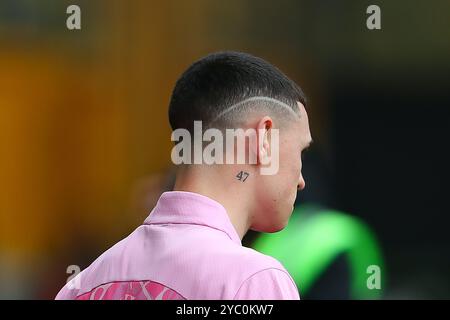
[236,171,249,182]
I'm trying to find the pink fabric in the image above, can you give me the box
[76,281,184,300]
[55,191,300,300]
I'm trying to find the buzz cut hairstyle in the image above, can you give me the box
[168,51,307,132]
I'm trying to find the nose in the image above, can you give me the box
[297,174,305,191]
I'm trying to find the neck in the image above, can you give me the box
[173,165,253,240]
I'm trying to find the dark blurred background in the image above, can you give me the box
[0,0,449,299]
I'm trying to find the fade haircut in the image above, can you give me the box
[168,51,307,132]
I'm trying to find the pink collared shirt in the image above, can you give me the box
[55,191,300,300]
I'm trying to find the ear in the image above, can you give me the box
[255,116,273,165]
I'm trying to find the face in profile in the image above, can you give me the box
[252,102,312,233]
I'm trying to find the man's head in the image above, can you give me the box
[169,51,312,233]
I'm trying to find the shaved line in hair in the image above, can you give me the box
[210,96,301,125]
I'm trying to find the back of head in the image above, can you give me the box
[168,51,306,132]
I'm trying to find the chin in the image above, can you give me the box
[270,223,288,233]
[265,214,291,233]
[252,202,294,233]
[251,218,287,233]
[274,218,291,232]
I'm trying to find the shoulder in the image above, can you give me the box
[233,267,300,300]
[193,242,298,298]
[198,236,286,273]
[211,245,299,299]
[231,245,287,271]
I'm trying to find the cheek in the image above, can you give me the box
[289,152,302,180]
[278,144,301,185]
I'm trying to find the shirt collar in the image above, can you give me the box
[143,191,242,245]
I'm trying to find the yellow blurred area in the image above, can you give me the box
[0,1,213,263]
[0,0,329,298]
[1,49,123,256]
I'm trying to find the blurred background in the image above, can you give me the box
[0,0,449,299]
